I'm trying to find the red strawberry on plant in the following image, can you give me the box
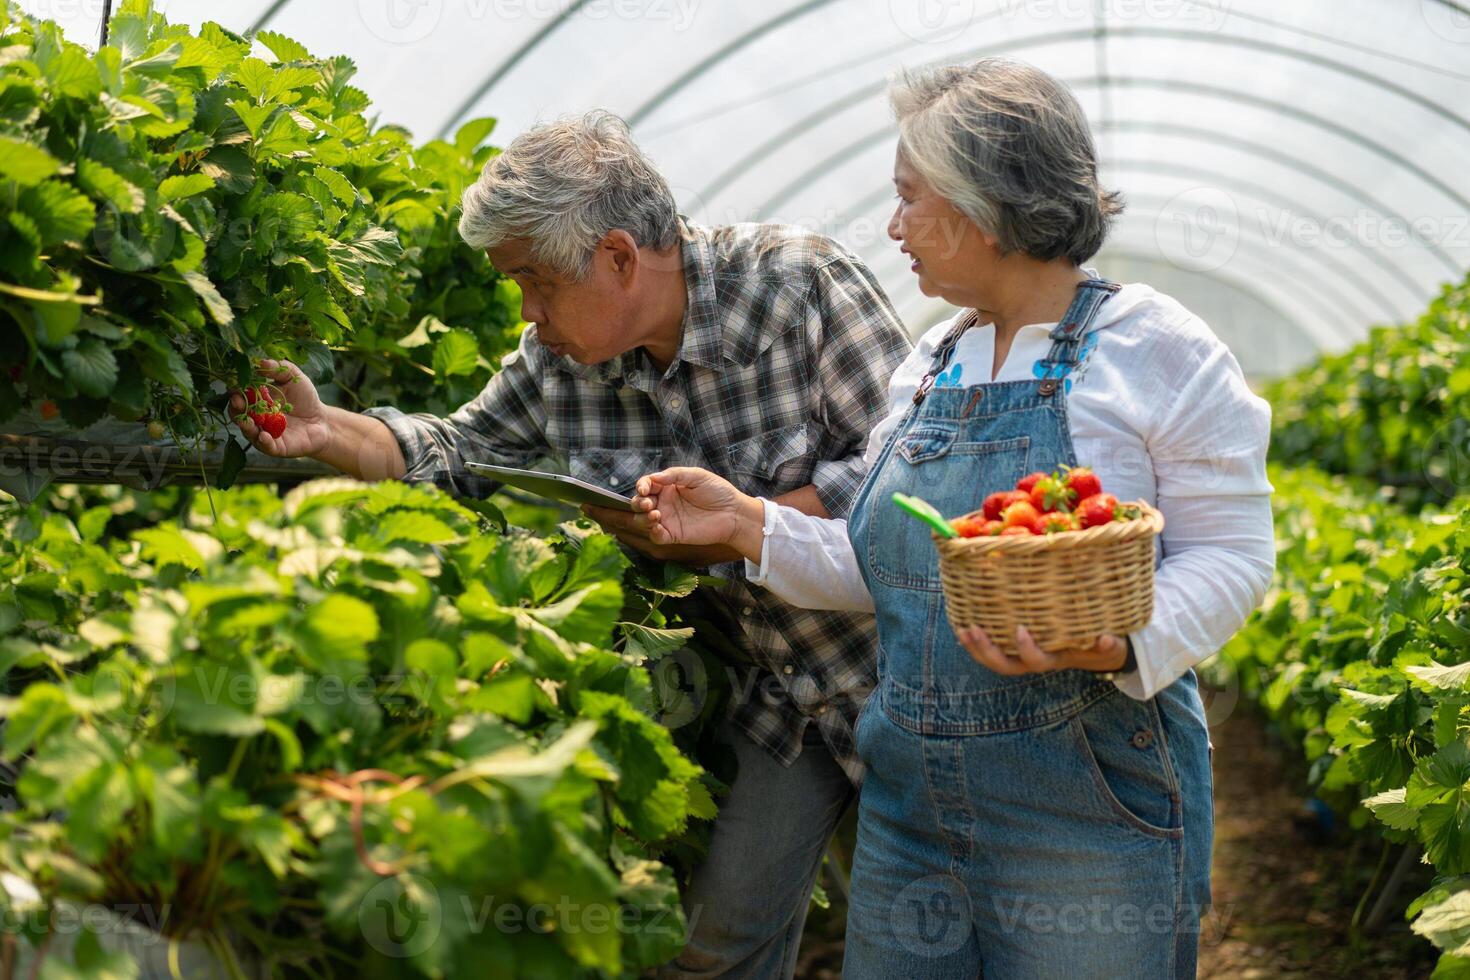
[241,386,263,426]
[237,383,292,439]
[258,412,288,439]
[1062,465,1102,501]
[1076,493,1120,529]
[1029,475,1075,514]
[1001,500,1043,534]
[259,384,294,416]
[39,400,58,420]
[983,489,1029,522]
[1016,471,1050,495]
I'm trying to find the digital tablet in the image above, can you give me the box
[465,461,637,512]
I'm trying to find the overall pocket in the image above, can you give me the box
[865,424,1031,591]
[852,643,890,763]
[1070,691,1183,840]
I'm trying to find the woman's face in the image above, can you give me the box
[887,148,999,309]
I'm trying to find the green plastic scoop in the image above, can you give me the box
[892,492,958,539]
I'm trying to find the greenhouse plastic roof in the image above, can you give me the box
[26,0,1470,376]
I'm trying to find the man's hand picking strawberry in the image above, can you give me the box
[228,359,330,457]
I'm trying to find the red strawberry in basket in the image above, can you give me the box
[1062,465,1103,501]
[979,520,1004,536]
[1016,471,1050,495]
[951,515,989,538]
[1001,500,1043,534]
[999,525,1033,537]
[1039,511,1078,534]
[1029,475,1076,514]
[983,489,1029,522]
[1076,493,1121,529]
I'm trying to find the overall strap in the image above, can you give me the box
[1035,278,1121,397]
[911,309,981,405]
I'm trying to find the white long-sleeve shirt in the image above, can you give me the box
[745,282,1277,701]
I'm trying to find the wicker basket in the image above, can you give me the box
[933,501,1165,653]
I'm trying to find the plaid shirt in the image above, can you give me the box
[364,221,913,784]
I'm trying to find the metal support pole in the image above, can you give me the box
[98,0,113,48]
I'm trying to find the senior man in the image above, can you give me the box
[229,111,912,978]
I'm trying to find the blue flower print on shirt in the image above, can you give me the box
[935,363,964,388]
[1031,331,1098,394]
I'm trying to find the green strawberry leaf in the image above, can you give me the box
[20,180,97,246]
[255,30,313,63]
[620,623,694,662]
[1363,787,1420,832]
[197,145,254,192]
[1410,661,1470,691]
[432,328,480,377]
[41,46,103,100]
[1416,880,1470,956]
[0,682,72,756]
[256,110,309,157]
[76,158,145,213]
[174,666,265,736]
[370,510,462,547]
[218,436,248,490]
[61,336,119,398]
[454,117,498,156]
[311,165,357,204]
[158,172,216,202]
[180,269,233,326]
[0,134,60,185]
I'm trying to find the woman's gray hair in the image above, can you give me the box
[890,59,1123,264]
[458,110,681,280]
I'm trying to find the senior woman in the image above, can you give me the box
[626,59,1274,977]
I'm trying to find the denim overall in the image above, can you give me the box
[842,280,1213,979]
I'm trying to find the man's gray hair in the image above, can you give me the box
[890,58,1123,264]
[458,110,681,280]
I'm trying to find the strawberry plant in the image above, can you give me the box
[0,479,715,977]
[1212,463,1470,972]
[1269,271,1470,508]
[1224,259,1470,973]
[0,0,520,462]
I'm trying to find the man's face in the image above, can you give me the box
[488,237,645,365]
